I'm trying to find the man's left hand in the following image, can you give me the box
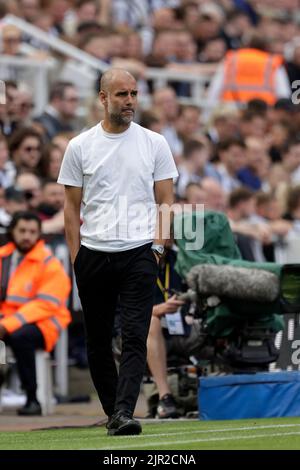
[0,324,7,340]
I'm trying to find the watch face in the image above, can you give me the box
[152,245,164,255]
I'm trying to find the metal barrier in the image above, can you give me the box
[3,14,109,72]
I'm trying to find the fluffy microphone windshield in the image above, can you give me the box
[186,264,279,303]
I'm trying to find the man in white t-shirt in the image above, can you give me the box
[58,68,178,436]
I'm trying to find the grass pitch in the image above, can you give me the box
[0,417,300,450]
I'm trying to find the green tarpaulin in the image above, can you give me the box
[174,211,284,337]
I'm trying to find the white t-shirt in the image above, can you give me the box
[58,121,178,252]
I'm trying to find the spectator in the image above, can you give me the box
[284,185,300,221]
[169,29,197,96]
[265,163,290,204]
[226,187,271,261]
[40,142,64,180]
[239,110,268,139]
[176,139,219,198]
[52,132,73,154]
[270,98,296,124]
[0,187,27,228]
[77,31,111,61]
[238,137,271,191]
[34,81,79,141]
[281,139,300,184]
[0,134,16,188]
[123,30,144,62]
[184,182,206,207]
[19,0,41,23]
[285,37,300,87]
[255,191,287,224]
[152,87,182,160]
[139,109,164,134]
[206,33,291,115]
[0,81,20,137]
[267,121,290,163]
[0,211,71,415]
[192,2,224,54]
[226,186,258,260]
[112,0,151,29]
[215,137,246,193]
[206,105,240,145]
[152,6,182,31]
[176,105,202,143]
[227,187,256,222]
[146,29,177,67]
[198,37,227,64]
[201,177,226,212]
[64,0,100,37]
[16,85,34,126]
[43,0,72,36]
[221,8,252,50]
[9,127,43,175]
[37,179,64,220]
[0,25,22,59]
[15,172,42,211]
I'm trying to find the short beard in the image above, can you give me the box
[14,241,38,254]
[109,111,134,126]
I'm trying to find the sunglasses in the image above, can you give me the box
[20,102,34,110]
[23,146,41,152]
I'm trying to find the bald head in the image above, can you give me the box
[99,68,138,132]
[100,68,136,93]
[202,177,226,212]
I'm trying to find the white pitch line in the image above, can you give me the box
[15,423,300,445]
[110,423,300,440]
[94,431,300,450]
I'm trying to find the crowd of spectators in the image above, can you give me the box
[1,0,300,261]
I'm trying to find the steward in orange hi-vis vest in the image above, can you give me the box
[221,49,283,105]
[0,239,71,352]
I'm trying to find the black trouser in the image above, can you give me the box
[74,243,158,417]
[5,324,45,400]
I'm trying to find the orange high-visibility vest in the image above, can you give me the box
[221,49,283,105]
[0,240,71,352]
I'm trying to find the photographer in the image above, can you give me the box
[147,244,200,419]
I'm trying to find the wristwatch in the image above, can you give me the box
[151,244,165,258]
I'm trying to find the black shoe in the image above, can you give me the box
[106,410,142,436]
[156,394,179,419]
[17,399,42,416]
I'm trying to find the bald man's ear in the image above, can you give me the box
[99,90,106,105]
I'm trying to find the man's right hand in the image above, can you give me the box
[158,295,184,316]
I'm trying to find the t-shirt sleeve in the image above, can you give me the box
[57,141,83,187]
[154,136,178,182]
